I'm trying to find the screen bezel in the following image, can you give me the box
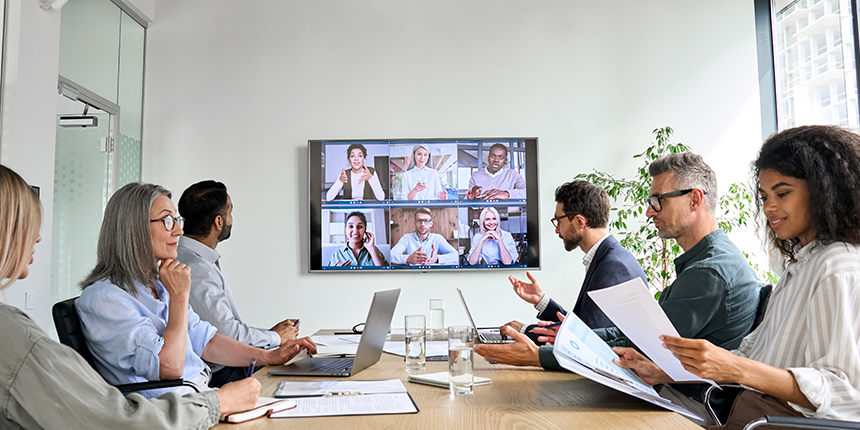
[308,137,540,272]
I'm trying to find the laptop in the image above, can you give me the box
[456,288,514,344]
[268,288,400,377]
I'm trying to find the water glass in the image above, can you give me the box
[448,325,474,395]
[429,299,445,335]
[404,315,426,371]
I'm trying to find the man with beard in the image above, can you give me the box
[475,180,645,368]
[477,154,760,422]
[177,180,300,387]
[390,207,459,265]
[465,143,527,200]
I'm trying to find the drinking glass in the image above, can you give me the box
[448,325,474,395]
[404,315,426,371]
[429,299,445,337]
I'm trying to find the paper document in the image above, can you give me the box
[270,393,417,418]
[383,341,449,357]
[310,335,362,346]
[552,309,702,421]
[407,372,491,389]
[311,344,358,357]
[588,278,716,385]
[275,379,407,398]
[271,379,417,417]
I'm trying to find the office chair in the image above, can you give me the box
[703,285,860,429]
[52,297,197,394]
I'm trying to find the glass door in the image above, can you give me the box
[50,82,119,305]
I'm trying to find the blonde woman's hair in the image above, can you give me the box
[0,165,42,290]
[478,207,501,236]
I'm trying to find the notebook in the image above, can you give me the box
[456,288,514,344]
[268,288,400,376]
[219,397,296,423]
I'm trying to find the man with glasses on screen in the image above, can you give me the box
[465,143,527,200]
[390,208,459,265]
[476,153,759,421]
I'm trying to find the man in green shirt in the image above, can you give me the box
[479,153,760,420]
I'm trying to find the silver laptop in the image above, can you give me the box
[268,288,400,376]
[456,288,514,344]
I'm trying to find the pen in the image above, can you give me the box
[542,321,562,329]
[247,358,256,377]
[293,319,300,327]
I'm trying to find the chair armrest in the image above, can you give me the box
[745,415,860,430]
[116,379,199,393]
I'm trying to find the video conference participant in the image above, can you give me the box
[325,143,385,201]
[465,143,526,200]
[474,179,646,361]
[0,165,260,429]
[466,207,519,265]
[77,182,316,399]
[176,180,301,387]
[390,208,458,265]
[616,125,860,427]
[399,144,447,200]
[327,211,389,267]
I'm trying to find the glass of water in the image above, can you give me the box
[404,315,426,371]
[448,325,474,395]
[429,299,445,337]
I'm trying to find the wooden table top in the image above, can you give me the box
[213,331,700,430]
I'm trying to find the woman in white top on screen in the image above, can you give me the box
[467,207,518,265]
[614,125,860,428]
[399,144,447,200]
[325,143,385,201]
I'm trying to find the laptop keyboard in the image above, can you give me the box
[481,332,506,341]
[310,358,354,373]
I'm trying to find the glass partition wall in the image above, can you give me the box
[50,0,145,305]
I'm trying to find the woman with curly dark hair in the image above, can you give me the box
[612,125,860,429]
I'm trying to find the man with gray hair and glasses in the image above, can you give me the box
[596,152,761,421]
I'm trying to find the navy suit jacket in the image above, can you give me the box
[526,234,647,344]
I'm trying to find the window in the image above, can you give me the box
[756,0,860,132]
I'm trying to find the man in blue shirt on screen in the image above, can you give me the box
[389,208,459,265]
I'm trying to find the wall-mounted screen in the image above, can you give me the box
[309,138,540,272]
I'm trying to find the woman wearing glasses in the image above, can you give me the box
[616,125,860,428]
[467,207,518,265]
[0,166,264,429]
[77,182,316,399]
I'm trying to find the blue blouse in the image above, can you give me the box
[76,278,217,399]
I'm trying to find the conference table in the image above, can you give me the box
[213,330,700,430]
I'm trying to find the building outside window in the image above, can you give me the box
[765,0,860,131]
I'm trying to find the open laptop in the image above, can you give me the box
[456,288,514,344]
[268,288,400,377]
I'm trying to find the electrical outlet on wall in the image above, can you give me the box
[25,292,36,310]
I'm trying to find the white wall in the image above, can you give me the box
[142,0,763,336]
[0,0,62,331]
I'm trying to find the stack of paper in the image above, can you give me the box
[271,379,418,418]
[407,372,491,389]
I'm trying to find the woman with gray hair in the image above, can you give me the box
[467,207,518,265]
[0,165,260,429]
[77,182,316,399]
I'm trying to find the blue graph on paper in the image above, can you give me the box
[554,311,655,395]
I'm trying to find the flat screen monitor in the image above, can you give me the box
[309,138,540,272]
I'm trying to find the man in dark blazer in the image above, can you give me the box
[475,180,647,368]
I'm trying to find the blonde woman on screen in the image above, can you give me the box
[400,144,447,200]
[0,165,261,429]
[467,207,518,265]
